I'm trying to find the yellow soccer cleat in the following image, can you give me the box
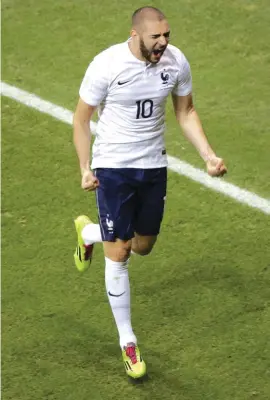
[74,215,94,272]
[122,344,147,379]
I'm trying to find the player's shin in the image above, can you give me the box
[105,257,137,348]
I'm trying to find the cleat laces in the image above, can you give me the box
[125,346,137,364]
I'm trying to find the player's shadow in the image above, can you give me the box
[32,312,214,396]
[128,374,150,385]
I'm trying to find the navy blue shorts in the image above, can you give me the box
[95,168,167,242]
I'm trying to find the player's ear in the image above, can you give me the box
[130,28,138,38]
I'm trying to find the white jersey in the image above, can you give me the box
[79,42,192,169]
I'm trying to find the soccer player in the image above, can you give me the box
[73,6,227,379]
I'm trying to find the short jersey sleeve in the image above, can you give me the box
[172,52,192,97]
[79,53,110,106]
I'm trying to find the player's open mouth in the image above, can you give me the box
[152,47,166,60]
[152,48,165,55]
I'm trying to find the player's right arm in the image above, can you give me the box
[73,52,109,190]
[73,99,98,191]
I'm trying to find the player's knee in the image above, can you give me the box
[114,246,131,261]
[104,240,132,262]
[135,245,153,256]
[132,236,157,256]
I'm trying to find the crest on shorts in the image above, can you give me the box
[106,214,114,232]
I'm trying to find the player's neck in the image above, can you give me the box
[128,40,148,64]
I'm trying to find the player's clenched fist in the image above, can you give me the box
[81,170,99,191]
[206,156,227,177]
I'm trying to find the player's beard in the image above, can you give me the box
[139,38,152,63]
[139,38,165,64]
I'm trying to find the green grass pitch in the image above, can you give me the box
[2,1,270,399]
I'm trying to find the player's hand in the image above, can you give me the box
[81,170,99,191]
[206,156,227,177]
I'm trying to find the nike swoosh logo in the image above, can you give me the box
[118,80,130,85]
[108,291,125,297]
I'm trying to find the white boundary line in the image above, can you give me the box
[1,81,270,215]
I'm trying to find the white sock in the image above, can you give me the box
[105,257,137,349]
[81,223,102,245]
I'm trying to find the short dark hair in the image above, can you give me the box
[132,6,166,27]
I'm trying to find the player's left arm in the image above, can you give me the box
[172,92,227,177]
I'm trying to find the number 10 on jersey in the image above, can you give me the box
[136,99,154,119]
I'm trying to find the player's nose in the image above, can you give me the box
[158,35,167,47]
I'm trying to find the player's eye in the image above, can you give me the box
[164,31,170,38]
